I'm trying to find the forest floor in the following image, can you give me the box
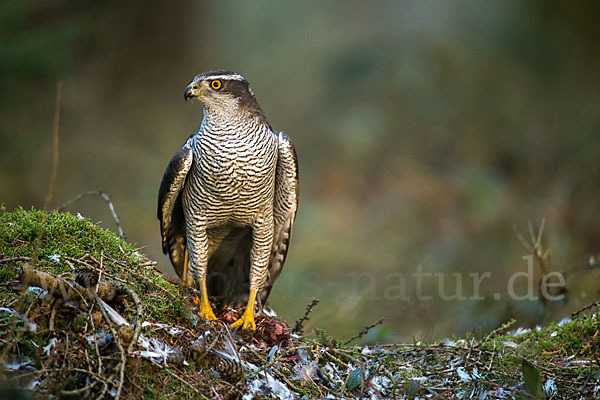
[0,207,599,399]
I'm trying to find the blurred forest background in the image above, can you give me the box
[1,1,600,342]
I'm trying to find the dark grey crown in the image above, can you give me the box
[193,70,267,123]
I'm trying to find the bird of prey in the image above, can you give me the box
[158,71,298,330]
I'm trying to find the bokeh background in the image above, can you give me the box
[2,1,600,342]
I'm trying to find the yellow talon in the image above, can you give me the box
[231,288,258,331]
[231,310,256,330]
[195,277,217,321]
[197,297,217,320]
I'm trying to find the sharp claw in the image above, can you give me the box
[232,288,258,330]
[231,313,256,330]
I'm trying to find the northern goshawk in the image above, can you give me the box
[158,71,298,330]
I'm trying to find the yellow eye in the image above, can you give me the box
[210,80,222,90]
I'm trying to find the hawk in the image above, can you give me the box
[158,71,299,330]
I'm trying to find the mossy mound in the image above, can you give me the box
[0,207,203,398]
[0,207,599,399]
[0,207,192,324]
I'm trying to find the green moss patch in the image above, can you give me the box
[1,207,599,399]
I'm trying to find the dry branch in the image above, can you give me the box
[343,318,385,346]
[293,298,319,334]
[19,265,117,303]
[56,190,126,240]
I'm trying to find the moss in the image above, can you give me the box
[0,206,133,264]
[473,311,600,395]
[72,312,88,333]
[0,206,184,327]
[2,207,600,398]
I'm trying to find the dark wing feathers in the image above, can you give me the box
[259,131,299,305]
[157,137,194,278]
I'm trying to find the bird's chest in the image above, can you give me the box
[193,131,277,201]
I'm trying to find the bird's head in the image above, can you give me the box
[184,70,265,121]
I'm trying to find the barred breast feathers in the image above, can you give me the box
[182,110,278,228]
[159,72,299,316]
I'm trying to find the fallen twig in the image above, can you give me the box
[148,360,206,397]
[65,256,130,285]
[56,190,126,240]
[293,298,319,334]
[19,265,114,304]
[93,292,126,400]
[69,368,110,400]
[0,256,32,264]
[430,379,539,400]
[60,380,98,396]
[120,285,144,353]
[572,300,600,318]
[343,318,385,346]
[48,298,62,332]
[104,255,180,299]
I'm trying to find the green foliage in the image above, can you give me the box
[0,207,187,326]
[0,205,134,265]
[0,207,208,398]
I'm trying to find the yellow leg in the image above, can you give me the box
[231,288,258,331]
[181,247,190,287]
[194,277,217,321]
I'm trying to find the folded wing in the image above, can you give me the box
[259,131,299,305]
[157,137,194,278]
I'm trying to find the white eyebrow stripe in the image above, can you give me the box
[205,74,246,82]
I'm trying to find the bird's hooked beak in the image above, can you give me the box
[184,82,203,101]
